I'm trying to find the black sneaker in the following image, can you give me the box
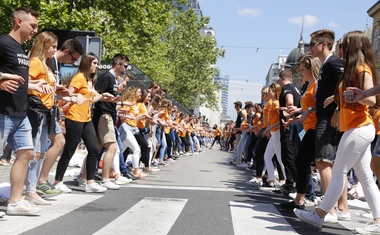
[123,171,138,180]
[279,201,305,210]
[94,172,102,181]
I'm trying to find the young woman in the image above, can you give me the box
[26,31,61,204]
[137,89,158,173]
[279,56,321,210]
[295,31,380,234]
[119,86,149,178]
[261,83,286,188]
[249,87,270,186]
[54,53,116,193]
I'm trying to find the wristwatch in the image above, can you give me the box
[0,72,3,80]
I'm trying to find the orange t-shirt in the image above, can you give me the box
[253,113,263,134]
[123,104,139,127]
[179,121,187,137]
[136,102,147,129]
[263,99,272,128]
[269,100,280,132]
[28,57,55,110]
[301,79,317,131]
[339,64,374,132]
[215,127,221,136]
[65,72,91,122]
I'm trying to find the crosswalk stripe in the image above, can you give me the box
[229,201,298,234]
[94,197,188,235]
[2,194,103,235]
[124,184,253,192]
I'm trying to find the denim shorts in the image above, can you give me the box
[0,114,34,156]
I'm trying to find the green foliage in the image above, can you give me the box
[0,0,224,110]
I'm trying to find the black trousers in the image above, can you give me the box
[56,119,98,181]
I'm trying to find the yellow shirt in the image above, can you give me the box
[339,64,373,132]
[301,79,317,131]
[28,57,55,110]
[65,72,91,122]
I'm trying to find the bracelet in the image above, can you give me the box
[70,97,72,102]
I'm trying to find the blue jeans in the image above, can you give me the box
[27,113,50,192]
[158,130,167,162]
[236,132,249,163]
[0,114,34,156]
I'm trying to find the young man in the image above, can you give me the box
[93,53,132,188]
[309,29,349,222]
[231,101,245,164]
[277,69,301,195]
[35,39,84,194]
[0,7,52,216]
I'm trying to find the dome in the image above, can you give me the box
[286,47,303,66]
[285,33,311,67]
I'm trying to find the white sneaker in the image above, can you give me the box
[54,182,72,193]
[335,208,351,221]
[288,192,297,199]
[0,211,5,217]
[316,195,324,203]
[355,221,380,234]
[304,197,318,207]
[293,208,324,228]
[100,181,121,190]
[248,178,262,187]
[85,183,107,193]
[324,212,338,223]
[6,200,43,216]
[114,176,132,185]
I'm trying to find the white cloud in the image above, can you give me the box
[328,21,339,28]
[288,14,318,27]
[237,8,260,17]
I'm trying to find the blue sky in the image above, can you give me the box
[199,0,376,119]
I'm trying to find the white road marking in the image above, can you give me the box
[2,193,103,235]
[229,201,298,234]
[94,197,187,235]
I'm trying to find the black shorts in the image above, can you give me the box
[315,119,339,163]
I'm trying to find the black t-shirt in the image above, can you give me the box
[47,57,60,84]
[279,83,301,123]
[235,110,244,134]
[316,55,343,121]
[92,71,118,126]
[0,35,29,117]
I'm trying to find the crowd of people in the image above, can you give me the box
[218,29,380,234]
[0,7,220,217]
[2,6,380,235]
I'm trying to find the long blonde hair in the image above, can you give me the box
[29,31,58,80]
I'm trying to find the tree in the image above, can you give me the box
[0,0,224,110]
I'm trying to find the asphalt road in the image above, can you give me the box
[0,147,373,235]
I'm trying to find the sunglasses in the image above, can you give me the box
[310,40,324,47]
[68,51,77,62]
